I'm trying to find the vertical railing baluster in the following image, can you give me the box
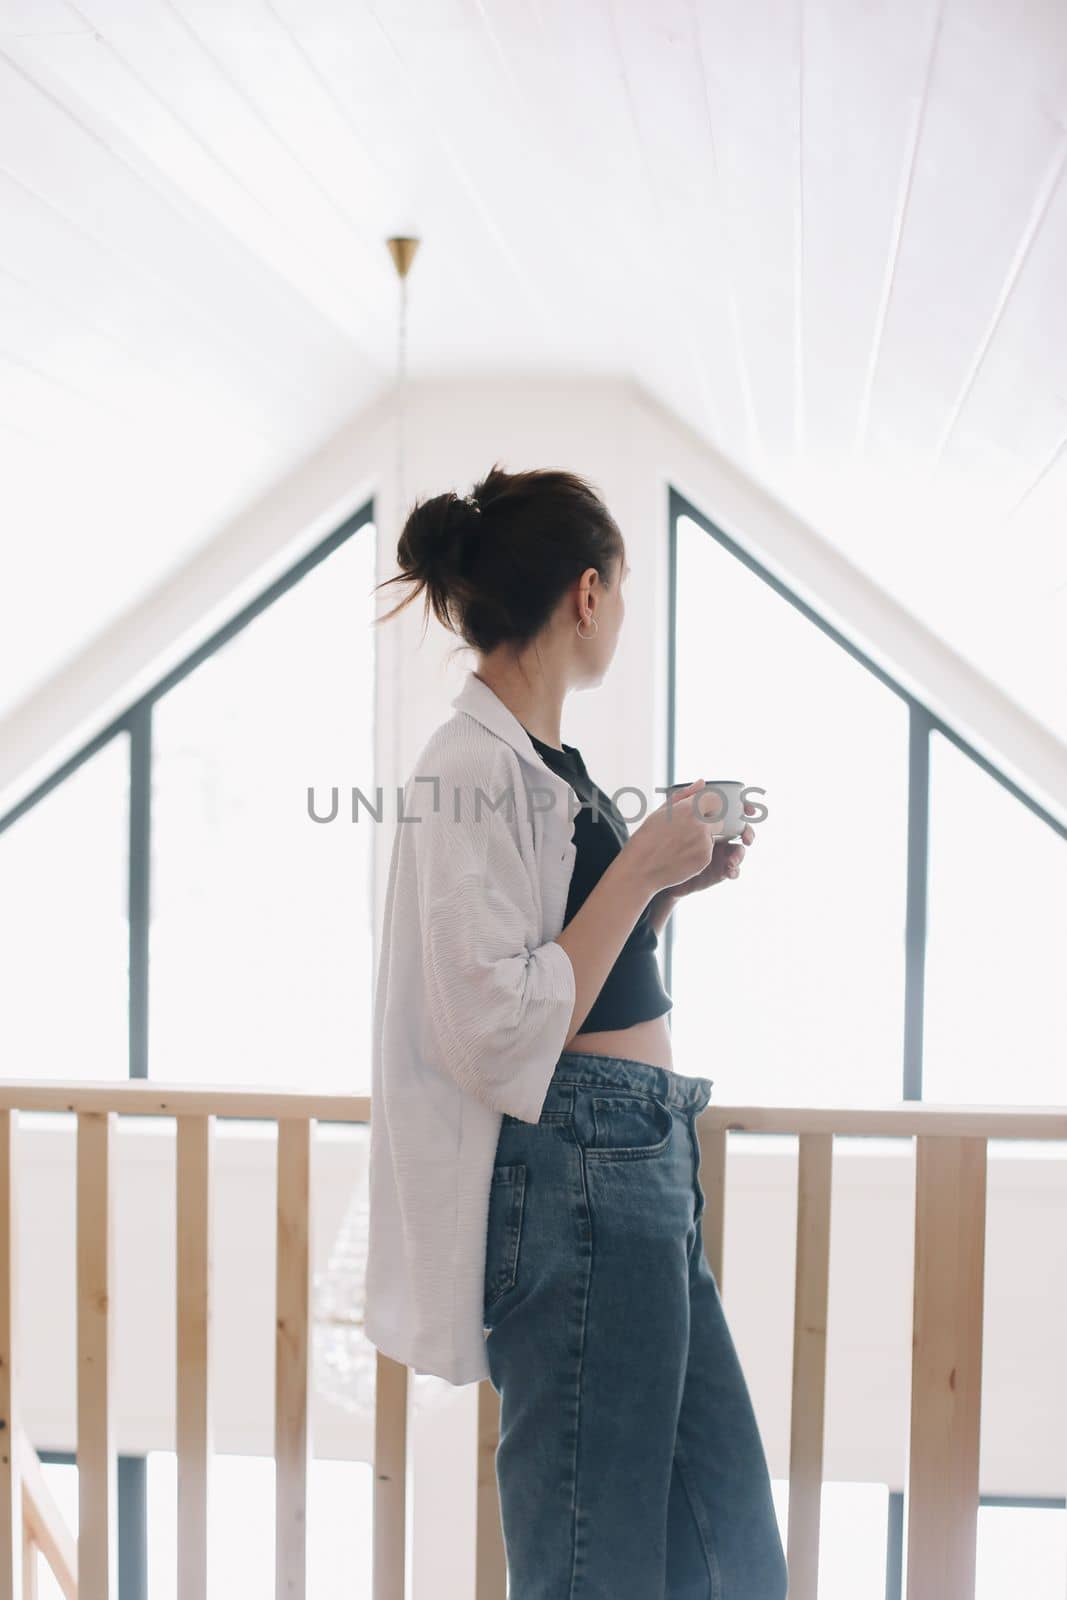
[696,1120,727,1289]
[476,1380,506,1600]
[19,1529,33,1600]
[372,1352,407,1600]
[77,1111,117,1600]
[176,1115,213,1600]
[907,1135,987,1599]
[275,1119,312,1600]
[0,1111,22,1600]
[787,1131,834,1599]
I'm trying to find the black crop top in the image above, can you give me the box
[521,726,673,1034]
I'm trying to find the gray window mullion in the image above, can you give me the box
[128,701,151,1080]
[903,704,931,1101]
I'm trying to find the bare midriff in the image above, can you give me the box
[565,1011,674,1072]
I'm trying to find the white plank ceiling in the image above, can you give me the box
[1,0,1065,739]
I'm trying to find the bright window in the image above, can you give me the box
[670,510,909,1105]
[148,524,377,1091]
[146,1451,372,1599]
[32,1454,372,1599]
[771,1479,889,1597]
[973,1502,1067,1599]
[923,731,1067,1105]
[0,735,129,1081]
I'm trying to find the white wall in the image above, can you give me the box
[6,374,1061,825]
[6,375,1066,1595]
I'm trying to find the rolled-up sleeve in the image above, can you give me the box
[410,772,576,1123]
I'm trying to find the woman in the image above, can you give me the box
[365,464,787,1599]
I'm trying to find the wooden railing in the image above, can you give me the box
[696,1102,1067,1600]
[1,1086,1065,1599]
[0,1084,402,1600]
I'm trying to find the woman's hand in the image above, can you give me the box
[625,777,717,895]
[645,803,758,933]
[668,803,759,899]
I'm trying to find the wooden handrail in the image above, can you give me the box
[697,1103,1067,1138]
[1,1081,1063,1137]
[0,1082,369,1123]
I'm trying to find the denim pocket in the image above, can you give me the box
[484,1163,527,1311]
[586,1091,674,1161]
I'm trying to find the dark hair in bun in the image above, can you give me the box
[374,461,624,655]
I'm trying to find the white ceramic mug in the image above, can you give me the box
[666,779,747,841]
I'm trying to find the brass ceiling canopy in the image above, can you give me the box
[386,236,420,279]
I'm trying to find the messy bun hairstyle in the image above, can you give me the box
[373,462,624,655]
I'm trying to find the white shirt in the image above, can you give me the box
[364,669,579,1385]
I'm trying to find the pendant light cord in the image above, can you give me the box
[396,265,408,527]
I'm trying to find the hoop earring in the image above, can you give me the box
[576,615,599,638]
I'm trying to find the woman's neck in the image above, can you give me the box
[473,658,568,750]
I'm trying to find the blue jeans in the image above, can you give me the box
[483,1049,788,1599]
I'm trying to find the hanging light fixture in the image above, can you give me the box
[312,235,453,1418]
[386,235,420,539]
